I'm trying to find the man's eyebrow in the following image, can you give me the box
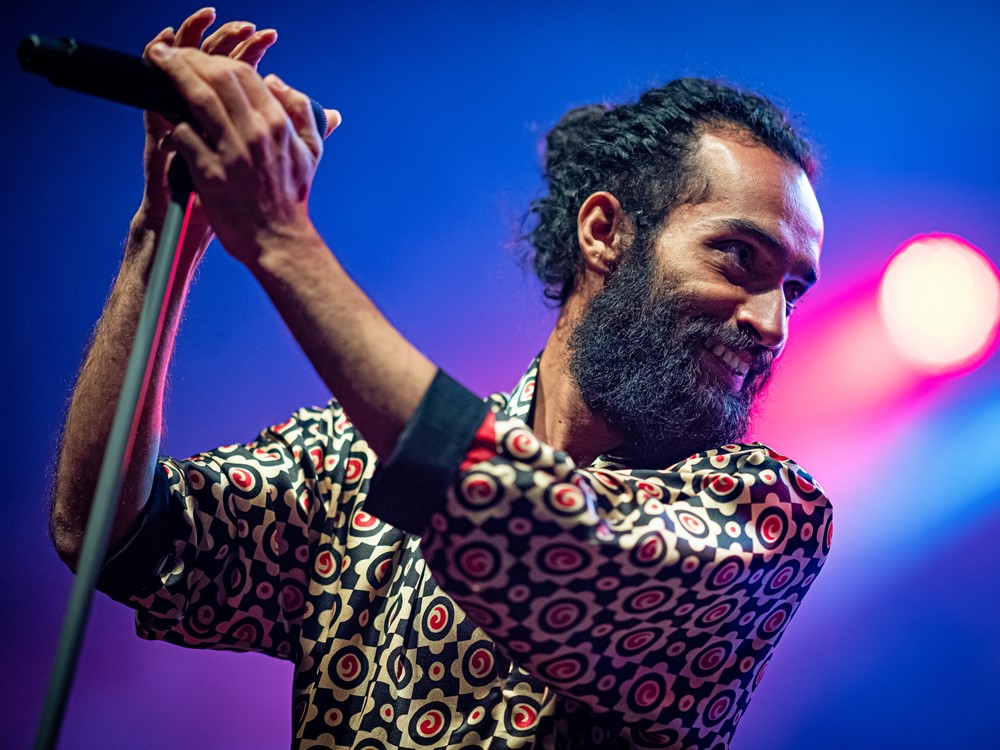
[711,218,819,285]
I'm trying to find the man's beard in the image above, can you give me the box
[567,240,776,467]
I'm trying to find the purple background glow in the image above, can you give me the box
[3,1,999,748]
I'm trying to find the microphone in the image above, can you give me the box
[16,35,328,137]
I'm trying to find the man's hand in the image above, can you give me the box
[145,37,341,270]
[53,9,313,566]
[135,7,281,269]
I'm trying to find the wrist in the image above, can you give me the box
[247,220,331,282]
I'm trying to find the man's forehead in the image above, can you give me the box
[688,131,824,253]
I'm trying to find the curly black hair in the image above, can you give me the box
[528,77,816,306]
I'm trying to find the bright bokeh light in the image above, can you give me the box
[879,234,1000,373]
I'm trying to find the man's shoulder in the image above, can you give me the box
[595,441,832,515]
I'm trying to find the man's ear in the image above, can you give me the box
[577,191,626,277]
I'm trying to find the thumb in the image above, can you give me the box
[323,108,342,138]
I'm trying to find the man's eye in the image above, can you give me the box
[718,241,752,269]
[785,285,806,314]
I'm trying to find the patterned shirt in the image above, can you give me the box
[100,358,832,749]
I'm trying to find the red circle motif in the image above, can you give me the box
[630,589,667,611]
[763,609,786,634]
[698,646,726,671]
[623,630,656,651]
[512,705,537,729]
[638,535,664,562]
[469,648,493,678]
[710,474,736,493]
[545,657,583,680]
[545,603,578,629]
[554,485,583,510]
[464,477,496,503]
[714,560,740,586]
[636,481,664,499]
[280,585,303,611]
[755,661,769,686]
[771,566,794,590]
[233,623,257,642]
[703,602,732,624]
[460,549,494,578]
[510,431,538,457]
[761,515,784,542]
[231,468,253,489]
[633,678,662,708]
[543,547,584,572]
[316,551,334,576]
[708,695,731,722]
[428,604,448,632]
[417,709,444,737]
[678,512,707,536]
[338,654,360,680]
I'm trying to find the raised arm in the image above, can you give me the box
[51,10,282,566]
[143,40,436,459]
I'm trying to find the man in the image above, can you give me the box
[51,8,832,749]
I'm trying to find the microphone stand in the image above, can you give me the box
[33,161,196,750]
[18,33,327,748]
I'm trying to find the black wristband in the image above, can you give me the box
[365,370,489,534]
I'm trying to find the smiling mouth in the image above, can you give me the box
[704,342,752,385]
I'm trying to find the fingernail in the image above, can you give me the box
[328,110,343,133]
[239,22,256,32]
[149,42,173,60]
[267,73,289,92]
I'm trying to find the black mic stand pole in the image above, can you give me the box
[33,160,196,750]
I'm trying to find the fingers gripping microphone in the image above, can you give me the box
[16,35,328,137]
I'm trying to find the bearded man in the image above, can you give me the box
[51,8,832,749]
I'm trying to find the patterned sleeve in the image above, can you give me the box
[98,398,378,660]
[366,371,833,738]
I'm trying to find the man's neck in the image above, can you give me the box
[533,306,622,467]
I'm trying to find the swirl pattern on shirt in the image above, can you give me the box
[116,358,831,749]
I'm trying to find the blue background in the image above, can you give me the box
[3,1,999,748]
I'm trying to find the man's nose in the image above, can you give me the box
[736,289,787,350]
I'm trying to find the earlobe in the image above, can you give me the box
[577,192,625,277]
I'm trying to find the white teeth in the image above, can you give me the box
[706,342,750,376]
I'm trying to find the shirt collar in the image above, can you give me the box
[496,354,540,423]
[498,355,632,470]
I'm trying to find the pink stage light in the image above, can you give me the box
[878,234,1000,373]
